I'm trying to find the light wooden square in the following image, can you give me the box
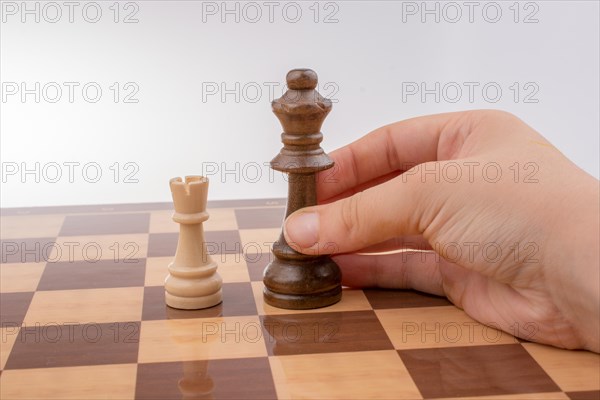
[238,228,280,255]
[148,210,177,233]
[23,287,144,325]
[139,316,267,363]
[376,306,517,349]
[523,342,600,391]
[144,256,170,286]
[1,325,20,369]
[269,350,422,399]
[205,208,239,231]
[0,364,137,399]
[0,214,65,239]
[0,262,46,293]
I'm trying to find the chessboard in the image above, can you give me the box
[1,199,599,400]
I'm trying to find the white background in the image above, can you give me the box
[1,0,598,208]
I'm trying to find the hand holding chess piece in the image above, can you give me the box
[283,109,600,352]
[165,176,222,309]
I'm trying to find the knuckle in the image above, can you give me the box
[470,109,519,126]
[339,193,367,246]
[470,109,514,119]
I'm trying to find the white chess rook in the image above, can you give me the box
[165,176,222,309]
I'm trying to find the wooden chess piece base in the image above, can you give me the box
[263,257,341,309]
[165,261,222,310]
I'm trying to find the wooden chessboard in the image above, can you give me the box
[1,199,599,399]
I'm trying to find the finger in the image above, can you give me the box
[284,172,439,255]
[319,170,402,204]
[316,111,463,202]
[333,251,446,296]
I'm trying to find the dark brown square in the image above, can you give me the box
[234,207,285,229]
[59,213,150,236]
[261,310,394,356]
[37,259,146,291]
[398,344,560,398]
[244,252,272,281]
[5,321,140,369]
[147,233,177,258]
[204,230,244,255]
[135,357,277,399]
[0,292,34,326]
[142,282,257,320]
[567,391,600,400]
[148,231,242,257]
[364,289,451,309]
[1,238,56,264]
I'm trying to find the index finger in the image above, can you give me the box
[316,111,465,202]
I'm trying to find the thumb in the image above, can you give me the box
[283,173,434,255]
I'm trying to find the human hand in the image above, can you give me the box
[283,110,600,352]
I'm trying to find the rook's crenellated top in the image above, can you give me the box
[170,176,209,224]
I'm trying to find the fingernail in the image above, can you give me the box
[284,212,319,250]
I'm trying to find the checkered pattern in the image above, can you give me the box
[1,200,599,399]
